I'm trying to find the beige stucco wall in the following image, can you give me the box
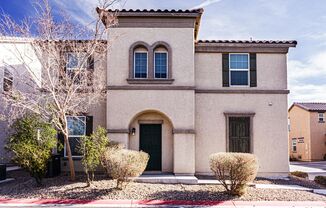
[195,53,287,90]
[195,93,289,175]
[288,106,311,161]
[107,28,195,86]
[310,112,326,160]
[107,90,195,174]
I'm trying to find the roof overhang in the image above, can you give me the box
[96,8,203,40]
[196,40,297,53]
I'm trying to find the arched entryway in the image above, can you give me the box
[129,110,174,173]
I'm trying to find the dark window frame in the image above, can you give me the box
[229,53,250,87]
[224,112,255,153]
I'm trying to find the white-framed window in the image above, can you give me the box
[65,116,86,157]
[65,52,88,72]
[3,68,13,92]
[154,51,168,79]
[134,52,148,78]
[318,113,325,122]
[229,53,250,86]
[291,138,297,152]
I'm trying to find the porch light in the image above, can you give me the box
[131,128,136,136]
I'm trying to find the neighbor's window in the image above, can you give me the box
[65,116,86,157]
[3,68,13,92]
[229,54,249,86]
[134,52,148,78]
[291,138,297,152]
[66,52,88,71]
[154,51,168,79]
[318,113,325,122]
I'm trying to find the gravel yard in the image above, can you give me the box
[0,170,325,201]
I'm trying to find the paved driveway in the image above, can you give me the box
[290,161,326,180]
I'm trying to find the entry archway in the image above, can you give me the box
[129,110,174,172]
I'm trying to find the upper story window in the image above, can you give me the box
[128,41,173,84]
[222,53,256,87]
[66,52,88,71]
[318,112,325,123]
[3,68,13,92]
[154,48,168,79]
[134,47,148,78]
[229,54,249,86]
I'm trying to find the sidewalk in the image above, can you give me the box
[0,198,325,207]
[290,161,326,180]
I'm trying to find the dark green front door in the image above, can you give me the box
[139,124,162,171]
[229,117,250,153]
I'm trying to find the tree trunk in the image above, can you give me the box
[64,133,76,181]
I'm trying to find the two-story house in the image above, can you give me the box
[288,102,326,161]
[97,8,297,176]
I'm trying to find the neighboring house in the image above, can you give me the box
[0,38,43,162]
[288,103,326,161]
[96,8,297,177]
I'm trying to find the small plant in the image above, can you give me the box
[209,152,258,196]
[6,113,57,185]
[314,176,326,186]
[290,171,308,179]
[79,127,109,186]
[103,147,149,189]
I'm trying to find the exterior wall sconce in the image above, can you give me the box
[131,128,136,136]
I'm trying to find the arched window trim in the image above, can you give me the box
[129,41,151,79]
[152,41,172,79]
[128,41,173,84]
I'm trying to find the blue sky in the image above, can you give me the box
[1,0,326,105]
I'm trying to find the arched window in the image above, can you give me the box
[154,46,168,79]
[128,41,172,83]
[129,41,150,79]
[134,46,148,78]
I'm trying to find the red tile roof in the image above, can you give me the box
[197,40,297,45]
[104,8,204,14]
[290,102,326,112]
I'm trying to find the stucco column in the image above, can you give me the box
[108,133,129,149]
[173,133,195,175]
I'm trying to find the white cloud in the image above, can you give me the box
[288,52,326,104]
[190,0,223,10]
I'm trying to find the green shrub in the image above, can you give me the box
[6,113,57,185]
[290,171,308,179]
[102,147,149,189]
[314,176,326,186]
[209,152,258,196]
[79,127,109,186]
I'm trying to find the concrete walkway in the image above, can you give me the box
[0,198,325,208]
[290,161,326,180]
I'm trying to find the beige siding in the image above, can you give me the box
[107,28,195,86]
[288,106,311,161]
[310,112,326,160]
[195,93,289,175]
[195,53,287,90]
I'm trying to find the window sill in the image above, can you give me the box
[127,78,174,84]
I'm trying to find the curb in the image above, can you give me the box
[0,198,325,207]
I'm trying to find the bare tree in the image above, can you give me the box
[0,0,118,180]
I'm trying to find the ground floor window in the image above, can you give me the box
[229,117,251,153]
[291,138,297,152]
[65,116,86,157]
